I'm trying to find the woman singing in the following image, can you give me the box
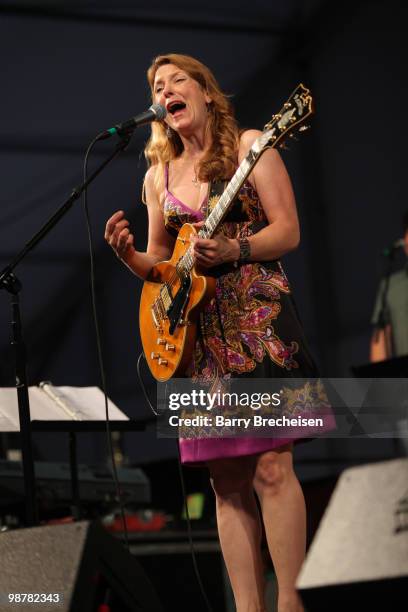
[105,53,325,612]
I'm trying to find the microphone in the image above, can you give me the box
[97,104,167,140]
[382,239,405,257]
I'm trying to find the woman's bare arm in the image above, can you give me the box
[191,129,300,267]
[239,129,300,259]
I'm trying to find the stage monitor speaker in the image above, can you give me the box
[0,520,163,612]
[297,458,408,611]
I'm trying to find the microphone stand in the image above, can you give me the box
[0,133,131,526]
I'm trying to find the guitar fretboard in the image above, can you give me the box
[178,148,261,275]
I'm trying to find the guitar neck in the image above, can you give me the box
[179,147,264,274]
[201,148,262,239]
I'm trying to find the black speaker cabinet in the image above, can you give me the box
[128,531,230,612]
[297,458,408,611]
[0,521,163,612]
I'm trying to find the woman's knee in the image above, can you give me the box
[208,456,256,498]
[253,446,294,497]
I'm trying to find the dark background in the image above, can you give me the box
[0,1,405,479]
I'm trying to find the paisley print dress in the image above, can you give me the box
[163,165,334,464]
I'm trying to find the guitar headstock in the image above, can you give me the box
[251,83,313,154]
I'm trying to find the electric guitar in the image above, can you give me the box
[139,84,314,381]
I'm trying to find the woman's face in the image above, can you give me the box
[153,63,211,135]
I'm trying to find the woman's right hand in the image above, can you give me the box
[104,210,135,261]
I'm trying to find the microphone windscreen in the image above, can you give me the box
[150,104,167,121]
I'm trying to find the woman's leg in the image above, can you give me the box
[253,445,306,612]
[208,455,266,612]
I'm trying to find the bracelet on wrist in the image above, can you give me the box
[238,237,251,262]
[233,237,251,267]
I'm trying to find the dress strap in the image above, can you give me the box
[164,162,169,192]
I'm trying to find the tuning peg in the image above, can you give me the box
[289,133,299,141]
[299,125,310,132]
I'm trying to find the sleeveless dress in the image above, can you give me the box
[163,164,335,464]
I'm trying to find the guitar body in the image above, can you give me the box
[139,223,216,381]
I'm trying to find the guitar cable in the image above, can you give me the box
[82,136,130,550]
[136,352,158,416]
[136,352,213,612]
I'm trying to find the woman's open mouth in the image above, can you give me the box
[167,101,187,117]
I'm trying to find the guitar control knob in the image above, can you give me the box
[151,352,160,360]
[158,358,168,366]
[157,338,166,345]
[165,344,175,351]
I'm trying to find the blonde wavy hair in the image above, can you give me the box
[144,53,240,193]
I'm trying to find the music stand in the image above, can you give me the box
[0,385,150,519]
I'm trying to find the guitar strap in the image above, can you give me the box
[205,178,246,224]
[205,179,227,219]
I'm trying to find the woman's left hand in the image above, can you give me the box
[190,222,239,268]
